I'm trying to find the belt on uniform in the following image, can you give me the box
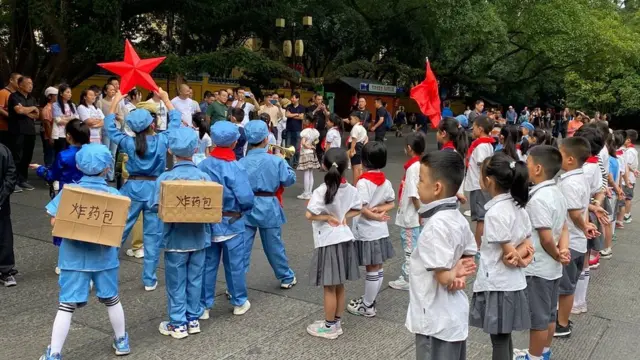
[128,175,158,181]
[222,211,242,224]
[254,191,276,196]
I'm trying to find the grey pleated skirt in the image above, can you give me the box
[469,290,531,334]
[309,241,361,286]
[354,237,395,266]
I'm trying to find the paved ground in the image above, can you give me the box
[1,132,638,360]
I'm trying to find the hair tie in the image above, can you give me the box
[331,162,338,168]
[509,161,516,169]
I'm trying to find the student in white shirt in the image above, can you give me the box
[623,129,638,223]
[470,152,534,360]
[615,130,630,228]
[77,88,105,144]
[347,114,369,182]
[514,146,570,360]
[192,113,212,165]
[555,137,598,338]
[296,116,321,200]
[323,114,343,150]
[464,115,495,248]
[305,148,362,339]
[389,133,426,291]
[346,142,395,317]
[405,150,477,360]
[601,132,625,259]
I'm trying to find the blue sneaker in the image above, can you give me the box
[112,332,130,356]
[39,346,62,360]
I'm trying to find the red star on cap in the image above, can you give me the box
[98,40,166,94]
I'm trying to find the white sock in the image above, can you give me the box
[363,271,379,307]
[543,347,550,354]
[574,270,589,306]
[50,308,74,354]
[376,269,384,297]
[526,351,542,360]
[304,170,314,194]
[107,301,126,339]
[583,269,590,305]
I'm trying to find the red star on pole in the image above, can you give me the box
[98,39,166,95]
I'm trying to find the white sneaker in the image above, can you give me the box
[158,321,188,339]
[600,248,613,259]
[296,193,311,200]
[54,267,60,275]
[571,304,588,314]
[306,321,340,339]
[125,248,144,258]
[53,181,60,191]
[187,319,201,334]
[388,277,410,291]
[311,320,343,335]
[144,282,158,291]
[463,210,471,217]
[280,277,297,289]
[346,298,376,317]
[233,300,251,315]
[199,309,210,320]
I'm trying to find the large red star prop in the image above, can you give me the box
[98,40,166,94]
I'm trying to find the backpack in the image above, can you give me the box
[384,110,393,130]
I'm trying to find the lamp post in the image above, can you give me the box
[276,15,312,91]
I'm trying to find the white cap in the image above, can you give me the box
[44,87,58,97]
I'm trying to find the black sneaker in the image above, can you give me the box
[0,273,17,287]
[13,186,23,193]
[18,182,35,190]
[554,322,571,337]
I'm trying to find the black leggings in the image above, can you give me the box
[490,333,513,360]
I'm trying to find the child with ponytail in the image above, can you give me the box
[437,117,469,155]
[470,152,534,360]
[305,148,362,339]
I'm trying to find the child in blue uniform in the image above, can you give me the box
[151,127,212,339]
[40,143,130,360]
[240,120,297,288]
[105,88,180,291]
[198,121,254,319]
[32,119,90,251]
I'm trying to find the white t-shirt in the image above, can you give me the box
[525,180,567,280]
[473,193,531,293]
[52,102,79,139]
[352,176,395,241]
[557,168,589,253]
[325,127,341,149]
[599,147,610,177]
[300,128,320,155]
[350,123,368,144]
[463,142,494,192]
[122,103,137,137]
[155,100,168,131]
[171,96,198,127]
[626,147,638,184]
[307,183,362,248]
[77,104,105,144]
[198,133,212,154]
[405,197,477,341]
[231,100,255,126]
[583,162,603,197]
[395,161,421,228]
[618,148,627,183]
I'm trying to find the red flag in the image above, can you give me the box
[410,60,441,128]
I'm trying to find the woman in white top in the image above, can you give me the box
[77,88,105,144]
[52,84,79,156]
[323,114,343,150]
[305,148,362,339]
[470,152,534,360]
[296,115,321,199]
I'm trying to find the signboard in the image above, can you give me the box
[358,82,396,94]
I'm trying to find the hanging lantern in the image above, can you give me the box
[295,40,304,57]
[302,16,313,28]
[275,18,286,28]
[283,40,292,57]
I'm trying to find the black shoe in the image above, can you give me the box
[13,186,23,193]
[18,182,34,190]
[0,273,17,287]
[554,322,571,337]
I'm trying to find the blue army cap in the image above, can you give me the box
[211,121,240,147]
[244,120,269,145]
[520,121,535,133]
[455,115,468,128]
[75,143,113,175]
[169,127,199,157]
[126,109,154,133]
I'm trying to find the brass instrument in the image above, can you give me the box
[268,144,296,159]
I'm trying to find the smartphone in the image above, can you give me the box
[245,93,252,98]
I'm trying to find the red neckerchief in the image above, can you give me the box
[585,156,598,164]
[516,143,521,150]
[304,124,314,129]
[441,141,455,151]
[399,156,420,200]
[627,144,635,148]
[341,178,348,184]
[616,150,624,156]
[210,147,236,161]
[358,171,386,186]
[466,137,495,167]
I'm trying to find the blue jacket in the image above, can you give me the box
[151,161,213,250]
[46,176,121,271]
[239,147,296,228]
[197,155,254,236]
[104,109,181,202]
[36,145,83,187]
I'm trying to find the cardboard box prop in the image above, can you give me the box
[159,180,223,223]
[52,185,131,247]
